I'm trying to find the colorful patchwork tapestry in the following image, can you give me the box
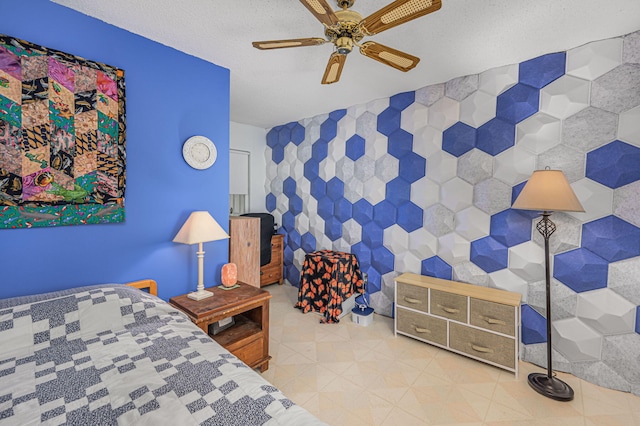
[0,34,126,229]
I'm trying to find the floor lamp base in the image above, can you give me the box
[528,372,574,401]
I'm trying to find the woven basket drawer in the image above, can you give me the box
[449,323,515,369]
[397,282,429,313]
[430,289,467,322]
[470,298,516,336]
[397,307,447,346]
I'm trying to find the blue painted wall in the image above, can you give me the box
[1,0,230,300]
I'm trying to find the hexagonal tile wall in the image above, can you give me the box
[265,30,640,397]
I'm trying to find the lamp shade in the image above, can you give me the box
[173,211,230,244]
[513,169,585,213]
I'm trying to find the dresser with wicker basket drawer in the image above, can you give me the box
[395,273,522,376]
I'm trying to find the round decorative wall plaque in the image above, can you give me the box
[182,136,217,170]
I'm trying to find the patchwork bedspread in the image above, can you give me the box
[0,285,324,425]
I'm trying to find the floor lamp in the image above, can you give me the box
[173,211,230,301]
[512,168,584,401]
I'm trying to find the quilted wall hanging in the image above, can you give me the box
[0,34,126,229]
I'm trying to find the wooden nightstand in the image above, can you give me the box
[169,281,272,372]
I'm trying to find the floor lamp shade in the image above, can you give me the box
[512,169,584,401]
[512,169,584,213]
[173,211,230,301]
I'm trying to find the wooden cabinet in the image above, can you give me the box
[260,234,284,286]
[395,273,521,376]
[229,216,260,287]
[169,281,272,372]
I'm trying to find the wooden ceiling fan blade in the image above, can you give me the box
[360,41,420,72]
[321,53,346,84]
[360,0,442,35]
[252,38,327,50]
[299,0,339,26]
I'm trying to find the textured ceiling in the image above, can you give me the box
[52,0,640,129]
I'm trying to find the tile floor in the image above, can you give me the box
[261,283,640,426]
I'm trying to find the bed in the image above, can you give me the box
[0,280,325,425]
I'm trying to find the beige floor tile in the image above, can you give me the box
[262,283,639,425]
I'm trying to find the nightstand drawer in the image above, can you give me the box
[470,298,515,336]
[397,282,429,313]
[449,323,515,369]
[397,307,447,346]
[431,289,467,322]
[229,334,264,367]
[260,265,281,285]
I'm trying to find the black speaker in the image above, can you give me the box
[241,213,275,266]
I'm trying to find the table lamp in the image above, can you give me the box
[512,168,584,401]
[173,211,230,300]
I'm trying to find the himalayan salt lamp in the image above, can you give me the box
[221,263,238,287]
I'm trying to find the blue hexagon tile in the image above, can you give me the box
[265,30,640,396]
[519,52,566,89]
[554,248,609,292]
[421,256,453,280]
[582,215,640,262]
[521,304,547,344]
[586,140,640,188]
[470,236,508,273]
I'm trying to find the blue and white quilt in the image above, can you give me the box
[0,285,324,425]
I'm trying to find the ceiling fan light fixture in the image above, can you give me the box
[335,36,354,54]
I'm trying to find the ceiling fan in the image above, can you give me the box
[252,0,442,84]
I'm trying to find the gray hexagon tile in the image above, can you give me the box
[440,177,473,212]
[566,37,623,80]
[452,261,489,287]
[460,90,497,127]
[296,139,313,163]
[318,157,336,181]
[567,178,613,223]
[607,256,640,304]
[493,145,537,186]
[400,102,429,133]
[356,111,378,140]
[591,63,640,114]
[601,334,640,386]
[613,180,640,227]
[344,179,364,203]
[488,269,528,302]
[527,278,578,320]
[516,112,562,154]
[561,106,618,153]
[445,74,479,101]
[455,206,490,241]
[427,96,460,131]
[374,154,399,182]
[531,212,583,254]
[478,63,519,96]
[617,105,640,146]
[539,75,590,120]
[457,149,493,185]
[437,232,471,265]
[622,30,640,64]
[423,204,455,237]
[426,151,457,184]
[473,178,513,215]
[537,144,585,183]
[576,288,637,335]
[415,83,445,106]
[571,361,631,393]
[552,317,603,361]
[354,155,376,182]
